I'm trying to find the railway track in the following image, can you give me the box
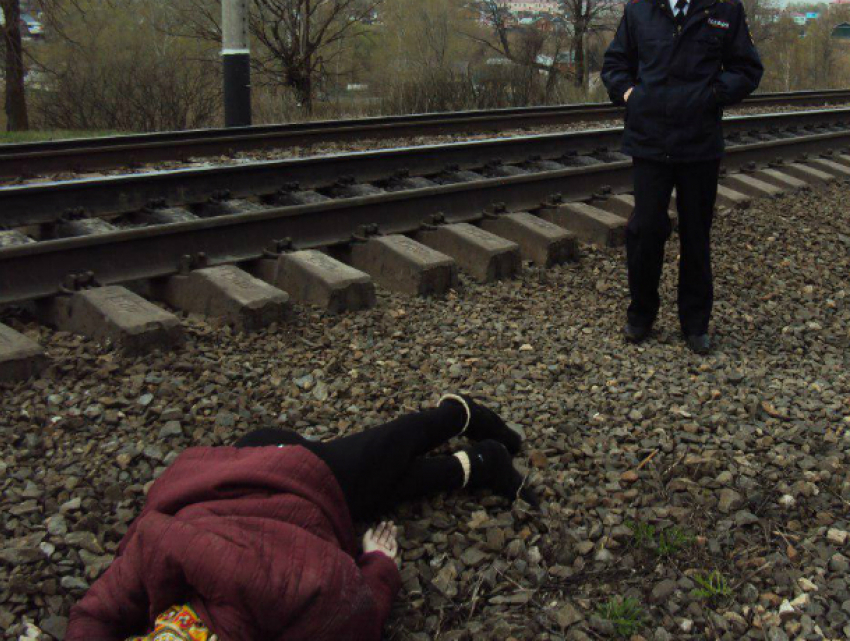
[3,108,848,228]
[2,89,850,178]
[2,106,850,381]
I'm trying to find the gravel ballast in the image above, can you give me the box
[1,181,849,640]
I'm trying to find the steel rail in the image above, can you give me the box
[3,108,849,228]
[2,89,850,178]
[3,90,846,155]
[1,128,848,306]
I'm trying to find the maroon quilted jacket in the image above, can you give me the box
[65,446,401,641]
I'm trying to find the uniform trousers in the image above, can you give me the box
[234,403,467,522]
[627,156,721,335]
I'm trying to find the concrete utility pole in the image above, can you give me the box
[222,0,251,127]
[2,0,30,131]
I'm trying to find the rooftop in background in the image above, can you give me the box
[832,21,850,37]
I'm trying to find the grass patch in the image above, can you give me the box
[691,570,733,602]
[596,596,646,638]
[626,520,694,558]
[0,130,126,144]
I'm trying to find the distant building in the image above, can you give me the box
[0,8,44,37]
[498,0,560,14]
[762,7,782,23]
[832,21,850,38]
[531,15,567,32]
[21,12,44,37]
[536,51,575,72]
[20,0,44,21]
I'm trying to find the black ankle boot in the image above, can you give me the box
[441,394,523,455]
[465,440,537,507]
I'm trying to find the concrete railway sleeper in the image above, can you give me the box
[1,130,849,382]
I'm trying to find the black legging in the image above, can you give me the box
[234,402,467,521]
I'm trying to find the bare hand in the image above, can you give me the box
[624,87,634,102]
[363,521,399,561]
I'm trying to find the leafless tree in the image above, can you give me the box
[29,0,220,131]
[253,0,370,113]
[173,0,381,115]
[468,1,568,101]
[471,0,617,97]
[557,0,619,89]
[2,0,110,132]
[1,0,28,130]
[739,0,778,47]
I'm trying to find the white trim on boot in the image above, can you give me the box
[439,394,472,434]
[452,451,472,487]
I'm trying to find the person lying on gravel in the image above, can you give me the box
[65,394,533,641]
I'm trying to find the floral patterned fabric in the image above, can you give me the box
[127,604,216,641]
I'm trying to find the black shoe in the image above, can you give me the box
[465,440,537,507]
[685,333,710,354]
[442,394,523,455]
[624,323,651,344]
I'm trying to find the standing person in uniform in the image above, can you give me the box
[601,0,763,354]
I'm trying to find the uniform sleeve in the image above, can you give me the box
[714,2,763,106]
[602,7,639,106]
[357,551,402,629]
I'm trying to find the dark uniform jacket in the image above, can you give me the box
[601,0,763,162]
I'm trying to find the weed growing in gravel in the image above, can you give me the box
[691,570,733,602]
[657,527,694,557]
[626,520,694,557]
[628,520,656,548]
[596,596,646,638]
